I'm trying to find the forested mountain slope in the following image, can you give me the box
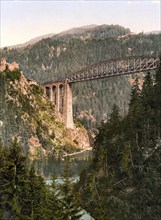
[1,25,161,128]
[78,64,161,219]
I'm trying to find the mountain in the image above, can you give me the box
[3,33,55,49]
[52,24,130,40]
[0,24,161,128]
[55,24,98,37]
[0,60,91,160]
[145,30,161,35]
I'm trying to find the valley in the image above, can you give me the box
[1,25,160,129]
[0,23,161,220]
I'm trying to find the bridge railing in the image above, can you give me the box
[66,56,160,83]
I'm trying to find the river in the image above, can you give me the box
[35,148,93,177]
[39,149,94,220]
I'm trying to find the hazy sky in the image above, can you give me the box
[0,0,160,47]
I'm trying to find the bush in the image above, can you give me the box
[5,68,21,81]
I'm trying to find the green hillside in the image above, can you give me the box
[1,25,161,128]
[0,65,91,159]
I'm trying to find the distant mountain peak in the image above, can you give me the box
[3,24,131,49]
[3,33,55,49]
[53,24,131,40]
[55,25,98,37]
[145,30,161,35]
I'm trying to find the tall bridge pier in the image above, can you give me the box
[43,81,73,129]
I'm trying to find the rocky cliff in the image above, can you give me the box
[0,59,91,160]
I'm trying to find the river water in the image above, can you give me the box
[45,171,94,220]
[35,149,93,178]
[36,149,94,219]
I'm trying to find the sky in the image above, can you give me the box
[0,0,160,47]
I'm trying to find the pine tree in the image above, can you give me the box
[47,172,62,220]
[79,65,161,220]
[59,160,83,220]
[153,62,161,138]
[27,163,47,220]
[0,138,29,220]
[140,72,157,154]
[125,77,145,172]
[127,77,144,135]
[0,140,51,220]
[0,143,7,219]
[93,104,124,177]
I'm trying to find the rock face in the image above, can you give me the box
[0,58,19,72]
[0,58,7,72]
[0,60,92,159]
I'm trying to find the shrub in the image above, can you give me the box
[5,68,21,81]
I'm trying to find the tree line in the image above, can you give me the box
[78,61,161,219]
[0,139,82,220]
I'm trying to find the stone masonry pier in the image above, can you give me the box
[43,81,73,129]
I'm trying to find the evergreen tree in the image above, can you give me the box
[125,78,145,172]
[93,104,124,177]
[127,77,143,137]
[153,61,161,138]
[141,72,156,146]
[27,163,47,220]
[79,65,161,220]
[0,138,29,220]
[0,143,7,219]
[59,160,82,220]
[47,172,62,220]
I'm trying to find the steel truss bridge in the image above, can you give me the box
[66,56,160,83]
[42,55,160,129]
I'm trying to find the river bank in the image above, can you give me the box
[35,148,93,177]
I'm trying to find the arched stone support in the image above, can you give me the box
[43,81,73,129]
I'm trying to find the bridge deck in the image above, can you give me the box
[67,56,160,83]
[42,56,160,85]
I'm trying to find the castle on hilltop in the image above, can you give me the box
[0,58,19,72]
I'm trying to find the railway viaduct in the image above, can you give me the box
[42,56,160,129]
